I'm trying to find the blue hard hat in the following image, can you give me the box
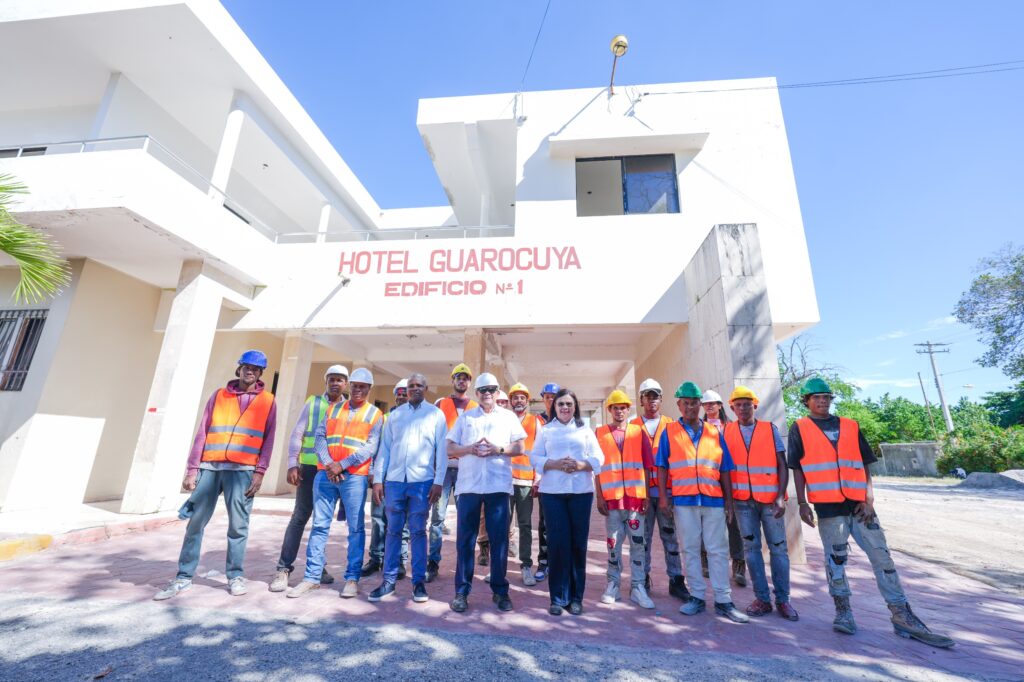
[542,382,561,395]
[238,349,268,369]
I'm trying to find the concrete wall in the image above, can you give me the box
[0,105,94,148]
[875,443,941,477]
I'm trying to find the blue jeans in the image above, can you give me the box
[735,499,791,604]
[370,490,409,564]
[176,469,254,580]
[540,493,592,607]
[383,480,432,584]
[303,471,368,583]
[428,467,458,564]
[454,492,510,597]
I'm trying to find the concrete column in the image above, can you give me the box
[120,261,223,514]
[208,105,245,203]
[682,223,805,563]
[263,331,314,495]
[88,72,122,140]
[316,203,331,244]
[463,328,486,377]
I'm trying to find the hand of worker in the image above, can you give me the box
[560,457,578,473]
[372,483,384,506]
[182,472,197,492]
[327,462,344,482]
[658,495,669,512]
[474,438,496,457]
[798,502,816,528]
[287,467,301,486]
[772,495,787,519]
[428,484,442,505]
[530,482,540,499]
[725,500,735,526]
[854,500,876,524]
[245,472,264,498]
[596,497,608,516]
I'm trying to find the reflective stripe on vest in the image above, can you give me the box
[724,420,783,504]
[631,415,672,491]
[298,395,331,466]
[796,417,868,503]
[512,413,541,483]
[202,388,274,466]
[321,400,382,476]
[596,424,648,501]
[438,397,478,430]
[665,421,723,498]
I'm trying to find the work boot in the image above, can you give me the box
[832,596,857,634]
[644,573,653,592]
[668,575,690,601]
[732,559,747,587]
[478,544,489,567]
[425,560,439,584]
[889,603,955,649]
[745,598,773,617]
[714,601,749,624]
[269,570,290,593]
[360,559,381,578]
[320,568,335,585]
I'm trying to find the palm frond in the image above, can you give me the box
[0,173,71,304]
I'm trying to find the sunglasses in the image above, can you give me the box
[478,386,499,394]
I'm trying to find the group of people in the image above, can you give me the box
[153,351,954,649]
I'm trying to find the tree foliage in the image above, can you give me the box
[981,381,1024,428]
[0,174,70,304]
[955,244,1024,379]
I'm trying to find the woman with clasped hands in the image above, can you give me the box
[530,388,603,616]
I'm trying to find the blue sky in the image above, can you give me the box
[222,1,1023,405]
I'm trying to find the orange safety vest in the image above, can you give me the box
[202,388,275,466]
[512,413,541,483]
[437,396,478,430]
[796,417,868,503]
[631,414,672,491]
[665,421,723,498]
[724,421,783,503]
[596,424,648,501]
[320,400,382,476]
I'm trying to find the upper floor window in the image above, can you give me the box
[575,154,679,217]
[0,309,47,391]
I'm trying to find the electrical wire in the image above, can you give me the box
[518,0,553,91]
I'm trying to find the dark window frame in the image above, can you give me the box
[576,153,680,216]
[0,309,48,391]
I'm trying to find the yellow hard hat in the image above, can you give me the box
[508,382,530,398]
[605,389,632,408]
[729,385,759,406]
[451,362,472,379]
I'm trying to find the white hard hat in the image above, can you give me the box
[638,378,663,395]
[496,390,508,401]
[702,389,723,404]
[393,378,408,395]
[474,372,499,390]
[324,364,349,380]
[349,367,374,385]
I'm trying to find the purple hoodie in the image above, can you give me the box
[186,379,277,474]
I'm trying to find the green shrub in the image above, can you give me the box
[938,424,1024,474]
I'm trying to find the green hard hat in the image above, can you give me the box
[800,377,833,397]
[675,381,703,399]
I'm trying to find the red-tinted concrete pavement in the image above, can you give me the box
[0,500,1020,679]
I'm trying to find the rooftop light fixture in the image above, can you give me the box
[609,34,628,94]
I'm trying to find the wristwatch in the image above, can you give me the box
[499,447,505,454]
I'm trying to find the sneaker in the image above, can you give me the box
[153,578,191,601]
[449,593,468,613]
[668,575,691,601]
[548,603,563,616]
[269,570,290,593]
[600,582,620,604]
[425,560,439,584]
[630,585,655,609]
[228,577,247,596]
[521,566,536,586]
[746,598,773,617]
[397,564,407,581]
[412,582,429,603]
[715,601,749,623]
[644,573,653,592]
[287,581,319,599]
[368,581,396,602]
[493,593,513,611]
[679,596,706,616]
[776,601,800,622]
[320,568,335,585]
[534,565,547,582]
[732,559,747,588]
[360,559,381,578]
[483,573,491,583]
[340,580,359,599]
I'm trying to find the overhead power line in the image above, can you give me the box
[518,0,553,91]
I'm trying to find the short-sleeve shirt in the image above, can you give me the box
[448,405,527,495]
[656,420,735,507]
[787,414,877,519]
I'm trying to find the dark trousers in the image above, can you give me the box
[510,485,534,568]
[537,500,548,567]
[370,490,409,564]
[275,463,318,572]
[455,492,510,597]
[540,492,592,607]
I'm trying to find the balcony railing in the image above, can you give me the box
[0,136,513,244]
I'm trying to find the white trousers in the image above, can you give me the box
[673,505,732,605]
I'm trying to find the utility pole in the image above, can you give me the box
[915,342,955,433]
[917,371,939,439]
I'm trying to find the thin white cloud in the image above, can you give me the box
[927,315,958,328]
[864,330,908,344]
[850,377,919,389]
[876,359,897,367]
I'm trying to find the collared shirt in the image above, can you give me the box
[656,420,735,507]
[313,402,382,472]
[448,405,527,495]
[373,400,448,485]
[530,418,603,495]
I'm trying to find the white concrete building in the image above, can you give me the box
[0,0,818,515]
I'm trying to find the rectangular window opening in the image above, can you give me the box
[0,309,48,391]
[575,154,679,217]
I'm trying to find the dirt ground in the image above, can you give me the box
[869,476,1024,596]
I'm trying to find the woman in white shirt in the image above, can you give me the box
[530,388,602,616]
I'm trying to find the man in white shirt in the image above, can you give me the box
[446,372,527,614]
[367,373,447,604]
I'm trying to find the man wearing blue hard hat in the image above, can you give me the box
[154,349,277,601]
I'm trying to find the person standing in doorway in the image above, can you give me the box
[268,365,347,593]
[508,383,542,586]
[154,350,276,601]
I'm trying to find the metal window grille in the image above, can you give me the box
[0,309,48,391]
